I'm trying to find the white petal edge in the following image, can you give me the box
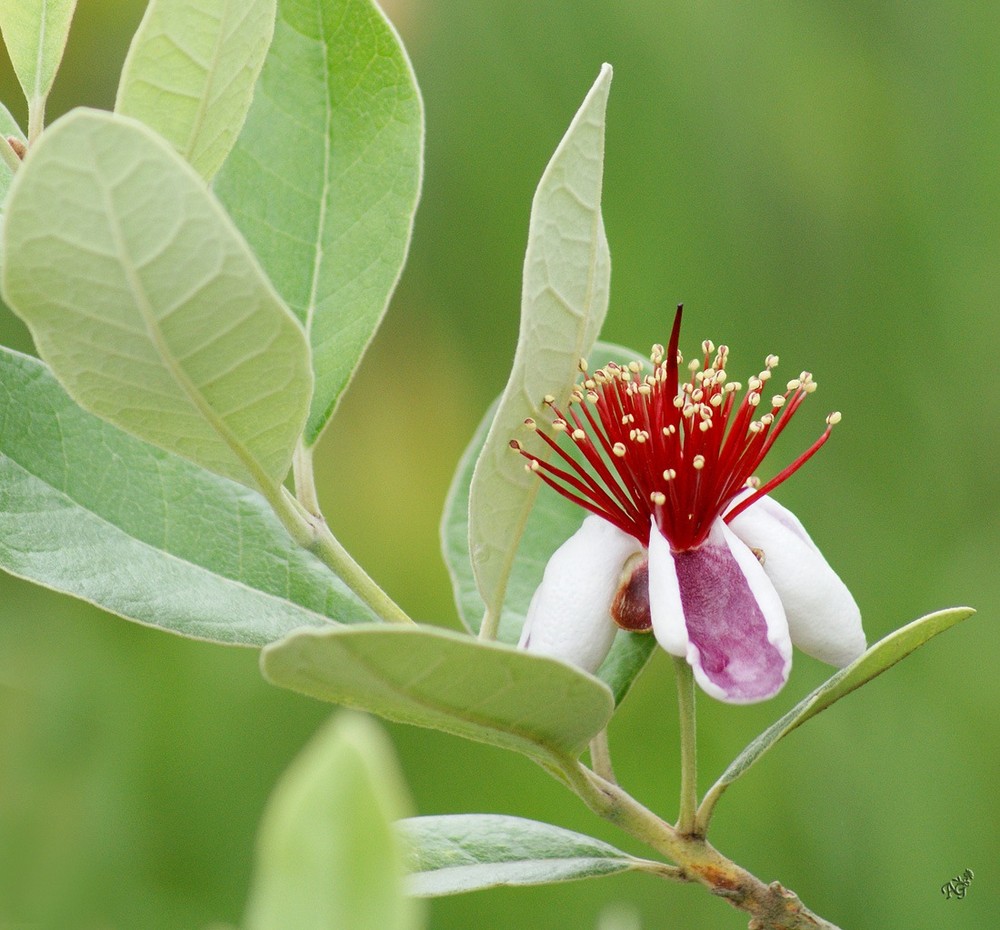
[647,517,792,703]
[518,515,644,674]
[727,494,865,667]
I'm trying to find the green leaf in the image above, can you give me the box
[399,814,655,897]
[116,0,277,181]
[261,624,615,763]
[468,64,613,637]
[244,712,423,930]
[1,108,312,492]
[0,346,376,645]
[0,0,77,122]
[704,607,978,810]
[214,0,423,445]
[0,101,26,202]
[441,342,655,705]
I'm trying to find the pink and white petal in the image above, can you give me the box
[648,517,792,704]
[518,515,644,674]
[727,495,865,668]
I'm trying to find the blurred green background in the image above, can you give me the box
[0,1,996,928]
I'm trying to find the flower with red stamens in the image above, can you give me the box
[511,306,864,703]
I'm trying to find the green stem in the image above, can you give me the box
[589,728,617,785]
[27,95,45,145]
[552,756,843,929]
[478,606,500,641]
[271,486,414,626]
[673,656,698,834]
[694,776,727,836]
[292,440,322,516]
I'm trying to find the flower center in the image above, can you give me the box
[511,306,840,551]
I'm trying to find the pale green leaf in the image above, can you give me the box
[399,814,653,897]
[214,0,423,445]
[244,713,423,930]
[0,347,376,645]
[0,0,77,117]
[442,342,655,704]
[1,108,312,491]
[116,0,276,181]
[704,607,978,810]
[0,100,26,202]
[468,64,613,636]
[261,624,615,763]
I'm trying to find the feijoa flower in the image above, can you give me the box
[512,307,864,703]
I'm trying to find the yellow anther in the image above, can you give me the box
[651,491,666,506]
[543,394,556,404]
[758,369,772,382]
[571,428,586,441]
[692,454,706,470]
[552,419,567,431]
[698,420,712,432]
[745,476,761,489]
[523,417,537,429]
[702,339,715,354]
[826,411,842,426]
[804,381,817,393]
[765,354,779,369]
[749,376,762,392]
[688,359,700,372]
[748,392,761,407]
[578,358,589,372]
[628,361,641,373]
[612,442,627,457]
[771,395,786,409]
[663,468,677,481]
[786,379,801,391]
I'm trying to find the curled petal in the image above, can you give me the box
[648,517,791,703]
[727,494,865,667]
[519,515,644,674]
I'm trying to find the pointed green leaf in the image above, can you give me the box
[214,0,423,445]
[468,65,613,637]
[0,0,77,117]
[1,108,312,491]
[399,814,655,897]
[704,607,978,809]
[442,342,655,705]
[244,713,422,930]
[115,0,276,181]
[0,347,376,644]
[261,625,615,763]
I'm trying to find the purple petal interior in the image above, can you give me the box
[674,541,787,702]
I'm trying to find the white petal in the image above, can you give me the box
[518,515,644,674]
[648,517,791,703]
[727,494,865,667]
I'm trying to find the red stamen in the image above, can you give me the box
[513,308,839,551]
